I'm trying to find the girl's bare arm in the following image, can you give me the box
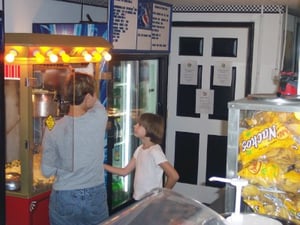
[159,161,179,189]
[104,158,136,176]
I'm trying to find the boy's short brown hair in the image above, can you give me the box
[138,113,164,144]
[65,72,96,105]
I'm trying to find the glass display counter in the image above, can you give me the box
[226,94,300,224]
[4,33,112,225]
[101,188,229,225]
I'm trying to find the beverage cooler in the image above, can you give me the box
[104,54,168,214]
[225,94,300,224]
[4,33,112,225]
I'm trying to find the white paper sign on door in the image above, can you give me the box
[195,89,214,114]
[180,60,198,85]
[213,61,232,87]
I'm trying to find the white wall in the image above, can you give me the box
[4,0,108,32]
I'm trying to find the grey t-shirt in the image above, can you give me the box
[41,101,107,190]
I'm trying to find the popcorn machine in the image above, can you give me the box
[226,94,300,224]
[4,33,112,225]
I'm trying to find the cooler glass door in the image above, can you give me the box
[107,59,159,212]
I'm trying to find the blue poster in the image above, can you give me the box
[32,23,108,40]
[138,1,152,29]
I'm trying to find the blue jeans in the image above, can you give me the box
[49,184,109,225]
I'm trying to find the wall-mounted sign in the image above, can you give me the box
[151,3,171,51]
[110,0,138,50]
[109,0,172,52]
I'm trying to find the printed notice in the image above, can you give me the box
[213,61,232,86]
[112,0,138,50]
[137,29,152,50]
[151,3,171,51]
[195,89,214,114]
[180,60,198,85]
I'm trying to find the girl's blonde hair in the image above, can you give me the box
[138,113,164,144]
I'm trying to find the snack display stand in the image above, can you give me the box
[226,94,300,224]
[4,33,112,225]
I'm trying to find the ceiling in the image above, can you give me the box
[55,0,300,15]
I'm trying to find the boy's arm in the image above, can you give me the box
[104,158,136,176]
[160,161,180,189]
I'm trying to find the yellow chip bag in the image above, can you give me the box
[238,160,282,187]
[239,122,296,165]
[280,170,300,194]
[243,199,267,214]
[284,198,300,219]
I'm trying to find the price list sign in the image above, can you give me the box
[111,0,138,50]
[151,3,171,51]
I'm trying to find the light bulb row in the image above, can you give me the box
[5,49,112,64]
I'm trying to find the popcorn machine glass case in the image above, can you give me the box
[4,33,111,224]
[226,94,300,224]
